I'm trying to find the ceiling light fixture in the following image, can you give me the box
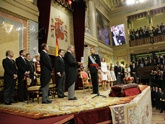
[126,0,147,5]
[126,0,135,5]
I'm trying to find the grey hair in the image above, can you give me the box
[67,45,74,50]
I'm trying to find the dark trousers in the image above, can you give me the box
[18,78,27,101]
[116,74,122,84]
[91,72,98,93]
[132,74,137,83]
[3,79,16,103]
[57,72,66,97]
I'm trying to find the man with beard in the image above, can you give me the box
[88,48,101,94]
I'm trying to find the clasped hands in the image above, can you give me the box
[78,62,82,66]
[13,74,18,79]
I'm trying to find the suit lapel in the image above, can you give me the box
[69,52,76,62]
[20,57,26,64]
[45,52,51,62]
[7,58,13,64]
[59,56,64,64]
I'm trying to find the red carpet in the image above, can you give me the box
[0,112,74,124]
[0,85,148,124]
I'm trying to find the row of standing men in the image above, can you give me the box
[2,44,104,104]
[2,44,82,104]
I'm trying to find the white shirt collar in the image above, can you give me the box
[21,56,25,59]
[43,50,47,53]
[67,50,72,53]
[7,57,12,60]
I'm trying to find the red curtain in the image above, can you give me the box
[73,1,86,89]
[37,0,56,78]
[38,0,86,89]
[37,0,51,52]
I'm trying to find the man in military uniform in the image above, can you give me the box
[88,48,101,94]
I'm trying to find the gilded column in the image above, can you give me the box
[89,0,97,37]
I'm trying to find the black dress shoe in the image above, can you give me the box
[42,101,51,104]
[68,97,77,100]
[47,100,52,103]
[58,96,64,98]
[4,102,12,105]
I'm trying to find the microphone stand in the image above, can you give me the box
[92,92,106,99]
[91,70,106,99]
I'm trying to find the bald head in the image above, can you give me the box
[6,50,14,58]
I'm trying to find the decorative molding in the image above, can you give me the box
[54,0,73,12]
[0,0,39,22]
[129,42,165,54]
[27,20,30,52]
[98,0,165,18]
[94,0,111,21]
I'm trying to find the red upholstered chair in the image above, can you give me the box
[79,70,92,92]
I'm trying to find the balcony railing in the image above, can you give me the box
[129,34,165,47]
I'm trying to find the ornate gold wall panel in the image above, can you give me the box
[0,0,39,22]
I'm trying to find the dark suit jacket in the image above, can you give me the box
[64,51,78,87]
[121,67,125,78]
[55,56,65,86]
[131,66,137,75]
[114,66,122,77]
[26,59,35,75]
[55,56,65,75]
[2,58,17,83]
[40,50,53,88]
[16,56,29,80]
[88,54,101,73]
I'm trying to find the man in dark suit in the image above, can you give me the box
[26,53,35,76]
[131,63,137,83]
[55,49,66,98]
[2,50,17,105]
[25,53,35,86]
[64,45,82,100]
[40,43,53,104]
[16,50,29,102]
[88,47,101,94]
[114,62,122,84]
[120,65,125,84]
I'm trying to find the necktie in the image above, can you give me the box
[23,58,26,64]
[10,59,13,64]
[61,57,64,63]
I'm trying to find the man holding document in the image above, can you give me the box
[88,48,101,94]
